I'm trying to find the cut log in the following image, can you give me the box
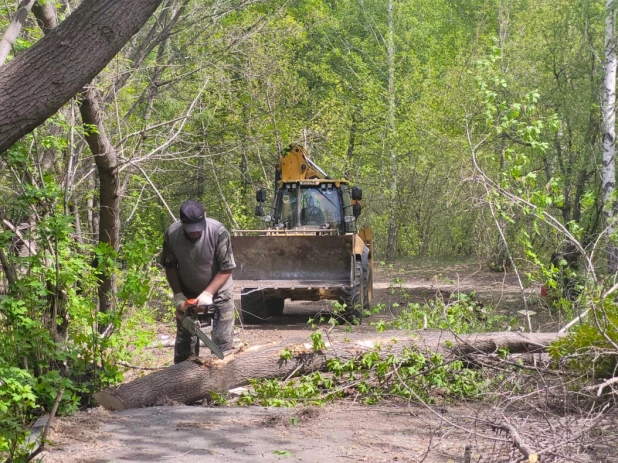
[94,330,565,411]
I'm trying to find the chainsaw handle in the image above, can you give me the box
[182,298,217,315]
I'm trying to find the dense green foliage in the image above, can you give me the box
[1,0,617,458]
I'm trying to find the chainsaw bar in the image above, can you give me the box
[181,316,224,359]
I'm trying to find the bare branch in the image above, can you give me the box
[584,376,618,396]
[126,161,176,222]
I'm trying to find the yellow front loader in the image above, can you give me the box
[231,145,373,323]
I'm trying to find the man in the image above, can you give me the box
[303,193,326,225]
[160,200,236,363]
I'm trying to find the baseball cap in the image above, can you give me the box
[179,200,206,232]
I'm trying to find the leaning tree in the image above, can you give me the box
[0,0,164,153]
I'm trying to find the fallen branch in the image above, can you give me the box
[159,449,195,460]
[498,410,606,463]
[468,354,563,376]
[559,309,591,333]
[497,417,536,463]
[584,376,618,396]
[117,361,165,371]
[95,330,565,411]
[25,388,64,463]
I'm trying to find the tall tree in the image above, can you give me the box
[603,0,618,273]
[385,0,398,259]
[79,88,120,315]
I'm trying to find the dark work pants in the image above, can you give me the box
[174,288,235,364]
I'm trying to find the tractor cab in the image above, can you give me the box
[271,182,353,234]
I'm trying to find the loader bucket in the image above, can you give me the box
[231,234,354,289]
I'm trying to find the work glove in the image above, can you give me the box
[197,290,213,306]
[173,293,188,312]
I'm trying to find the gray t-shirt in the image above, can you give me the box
[160,218,236,297]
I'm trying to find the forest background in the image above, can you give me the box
[1,0,617,459]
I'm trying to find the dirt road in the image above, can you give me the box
[43,403,493,463]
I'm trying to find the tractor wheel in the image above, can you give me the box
[360,251,372,316]
[338,258,367,325]
[239,289,268,324]
[340,293,363,325]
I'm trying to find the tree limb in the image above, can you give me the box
[0,0,36,66]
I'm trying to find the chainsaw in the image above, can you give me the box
[180,298,225,359]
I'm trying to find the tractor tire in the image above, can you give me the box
[361,250,372,314]
[239,289,268,324]
[265,298,285,317]
[339,258,369,325]
[340,293,363,325]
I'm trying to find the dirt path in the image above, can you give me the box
[42,403,497,463]
[38,261,560,463]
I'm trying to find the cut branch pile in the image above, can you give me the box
[95,330,564,411]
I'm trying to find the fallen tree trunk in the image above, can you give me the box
[95,330,564,411]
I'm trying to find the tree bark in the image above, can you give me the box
[603,0,618,273]
[94,331,564,411]
[0,0,164,153]
[0,0,36,66]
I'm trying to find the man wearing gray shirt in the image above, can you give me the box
[160,200,236,363]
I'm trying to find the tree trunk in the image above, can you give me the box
[31,0,58,33]
[0,0,36,66]
[0,0,164,153]
[94,331,564,411]
[0,247,16,290]
[385,0,398,260]
[603,0,618,273]
[71,200,84,245]
[86,195,93,241]
[79,87,120,314]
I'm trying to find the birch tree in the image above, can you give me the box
[385,0,398,259]
[0,0,36,65]
[603,0,618,273]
